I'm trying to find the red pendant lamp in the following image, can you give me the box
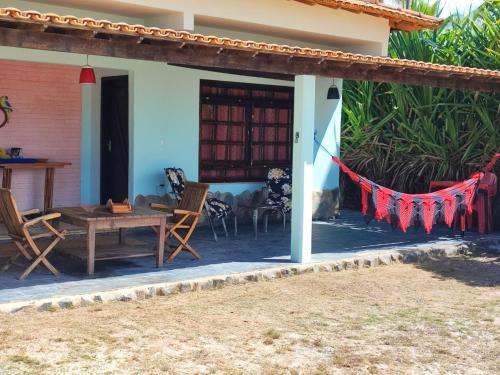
[79,55,96,85]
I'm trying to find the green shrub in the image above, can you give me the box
[342,0,499,194]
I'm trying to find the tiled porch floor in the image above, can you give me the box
[0,210,496,304]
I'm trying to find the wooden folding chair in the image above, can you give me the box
[151,182,208,262]
[0,188,66,280]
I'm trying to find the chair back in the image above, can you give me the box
[165,168,186,202]
[0,188,24,237]
[176,182,209,225]
[481,172,497,197]
[266,168,292,199]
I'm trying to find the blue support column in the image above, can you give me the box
[291,75,316,263]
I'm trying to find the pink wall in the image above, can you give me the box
[0,60,81,211]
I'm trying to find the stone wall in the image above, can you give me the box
[135,188,340,226]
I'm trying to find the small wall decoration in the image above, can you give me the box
[0,96,13,129]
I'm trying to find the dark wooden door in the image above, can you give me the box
[100,75,129,204]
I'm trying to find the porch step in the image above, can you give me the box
[0,242,473,314]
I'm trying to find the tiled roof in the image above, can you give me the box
[0,6,498,93]
[0,7,495,80]
[292,0,442,31]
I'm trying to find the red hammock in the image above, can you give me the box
[332,153,500,234]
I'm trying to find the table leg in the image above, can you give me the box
[87,222,96,276]
[157,218,166,268]
[119,228,126,245]
[253,208,259,240]
[44,168,55,212]
[2,168,12,189]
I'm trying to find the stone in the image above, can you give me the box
[301,266,315,274]
[319,264,332,272]
[199,279,214,290]
[226,276,240,284]
[37,302,55,312]
[312,188,340,220]
[136,187,339,226]
[391,253,403,262]
[371,257,381,267]
[280,268,291,277]
[254,272,264,281]
[135,290,147,300]
[444,246,460,256]
[79,296,94,307]
[144,287,156,299]
[157,284,179,296]
[402,251,418,263]
[58,299,74,309]
[331,263,342,272]
[272,269,283,278]
[117,292,135,302]
[212,278,226,288]
[378,255,392,266]
[360,258,371,268]
[262,270,277,281]
[244,274,258,282]
[179,282,193,293]
[343,261,353,270]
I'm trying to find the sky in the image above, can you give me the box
[440,0,485,16]
[383,0,485,17]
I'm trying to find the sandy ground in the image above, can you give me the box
[0,253,498,375]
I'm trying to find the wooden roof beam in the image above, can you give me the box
[0,26,497,93]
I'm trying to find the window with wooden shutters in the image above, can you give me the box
[199,80,293,183]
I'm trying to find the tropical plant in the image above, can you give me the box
[341,0,499,198]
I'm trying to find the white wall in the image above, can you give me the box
[1,0,390,56]
[0,0,144,24]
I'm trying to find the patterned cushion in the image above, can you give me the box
[165,167,232,219]
[265,168,292,213]
[206,198,232,219]
[165,168,186,201]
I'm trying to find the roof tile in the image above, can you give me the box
[0,7,497,81]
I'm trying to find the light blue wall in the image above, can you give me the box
[313,77,343,191]
[128,63,294,199]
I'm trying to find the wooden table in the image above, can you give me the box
[0,162,71,211]
[51,206,166,276]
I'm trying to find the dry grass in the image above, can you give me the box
[0,254,499,374]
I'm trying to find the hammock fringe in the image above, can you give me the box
[332,153,500,234]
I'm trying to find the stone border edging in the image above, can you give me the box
[0,244,470,314]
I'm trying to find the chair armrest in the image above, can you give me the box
[20,208,40,217]
[23,213,61,228]
[150,203,171,211]
[174,209,201,217]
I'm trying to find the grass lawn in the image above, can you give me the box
[0,254,498,374]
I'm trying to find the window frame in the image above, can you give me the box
[199,79,294,183]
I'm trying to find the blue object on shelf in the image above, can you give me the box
[0,158,39,164]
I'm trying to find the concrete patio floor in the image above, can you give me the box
[0,210,497,306]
